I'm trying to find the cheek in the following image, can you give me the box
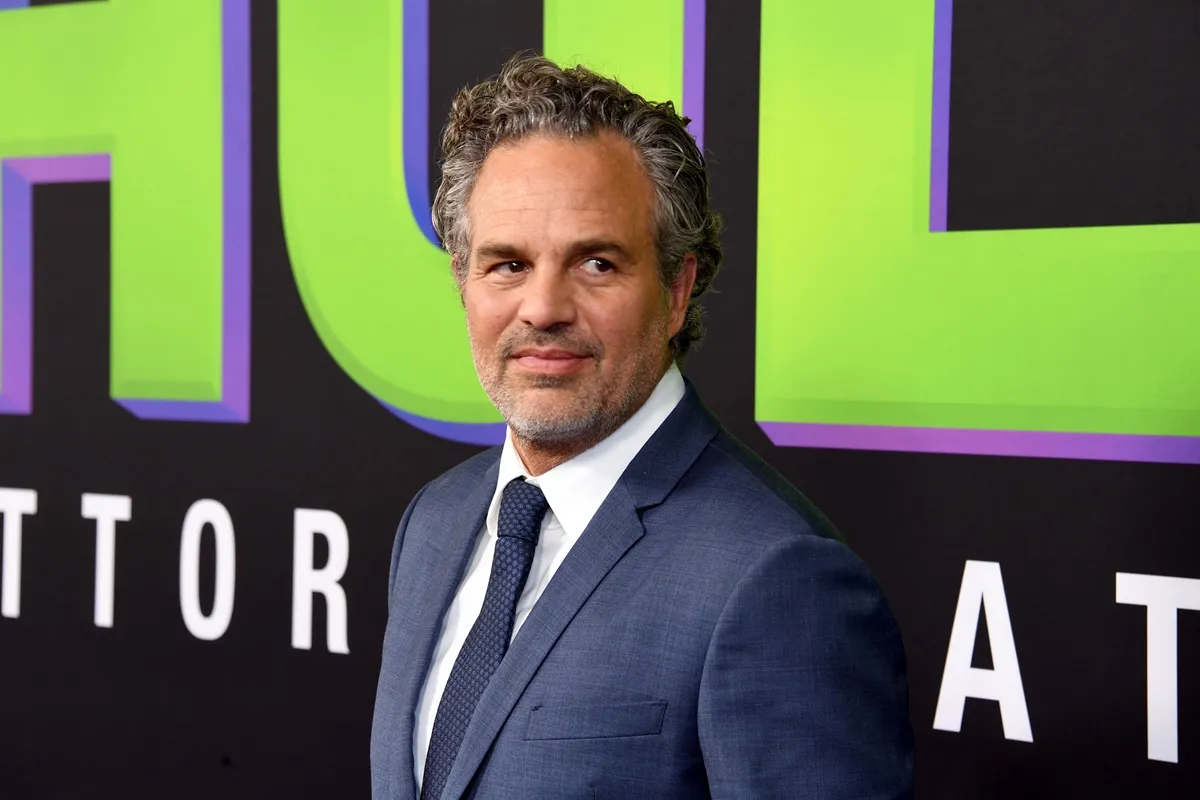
[464,289,510,345]
[584,289,666,358]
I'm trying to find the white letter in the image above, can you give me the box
[933,560,1033,741]
[1116,572,1200,763]
[179,499,236,641]
[82,493,132,628]
[0,488,37,619]
[292,508,350,654]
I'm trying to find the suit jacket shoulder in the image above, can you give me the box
[384,445,500,606]
[635,411,850,587]
[416,445,501,508]
[703,427,842,541]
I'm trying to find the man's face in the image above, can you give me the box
[462,131,694,448]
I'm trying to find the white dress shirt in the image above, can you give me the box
[413,364,686,790]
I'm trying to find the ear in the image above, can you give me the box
[666,254,698,338]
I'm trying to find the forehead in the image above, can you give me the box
[466,131,656,254]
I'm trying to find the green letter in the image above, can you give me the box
[0,0,249,421]
[756,0,1200,463]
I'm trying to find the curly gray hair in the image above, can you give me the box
[431,52,723,360]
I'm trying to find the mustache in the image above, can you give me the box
[499,330,603,360]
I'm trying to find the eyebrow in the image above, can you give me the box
[472,239,634,265]
[563,239,633,264]
[472,242,526,263]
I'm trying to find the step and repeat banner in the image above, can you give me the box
[1,0,1198,796]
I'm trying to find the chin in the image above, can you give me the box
[505,387,590,423]
[505,407,603,446]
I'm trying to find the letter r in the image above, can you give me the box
[0,0,250,421]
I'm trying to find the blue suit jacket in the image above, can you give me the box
[371,386,914,799]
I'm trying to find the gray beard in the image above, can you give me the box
[470,319,669,453]
[504,406,606,445]
[490,365,651,451]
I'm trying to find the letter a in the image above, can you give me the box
[933,560,1033,741]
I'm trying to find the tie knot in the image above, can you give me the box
[497,477,549,544]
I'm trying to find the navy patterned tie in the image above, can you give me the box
[421,477,549,800]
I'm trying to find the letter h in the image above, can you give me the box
[0,0,250,420]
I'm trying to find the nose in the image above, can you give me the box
[517,265,577,331]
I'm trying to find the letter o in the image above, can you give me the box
[179,499,236,641]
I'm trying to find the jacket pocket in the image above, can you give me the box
[524,700,668,741]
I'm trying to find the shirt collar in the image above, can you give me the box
[487,364,686,540]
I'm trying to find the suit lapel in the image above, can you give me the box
[389,460,498,800]
[439,481,646,800]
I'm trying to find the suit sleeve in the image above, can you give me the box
[387,483,429,602]
[698,534,914,799]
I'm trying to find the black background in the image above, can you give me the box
[1,1,1198,797]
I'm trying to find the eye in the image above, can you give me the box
[490,261,527,276]
[581,257,614,276]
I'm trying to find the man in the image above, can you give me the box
[372,53,913,800]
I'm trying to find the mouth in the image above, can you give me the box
[508,348,592,377]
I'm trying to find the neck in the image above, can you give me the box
[511,429,607,477]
